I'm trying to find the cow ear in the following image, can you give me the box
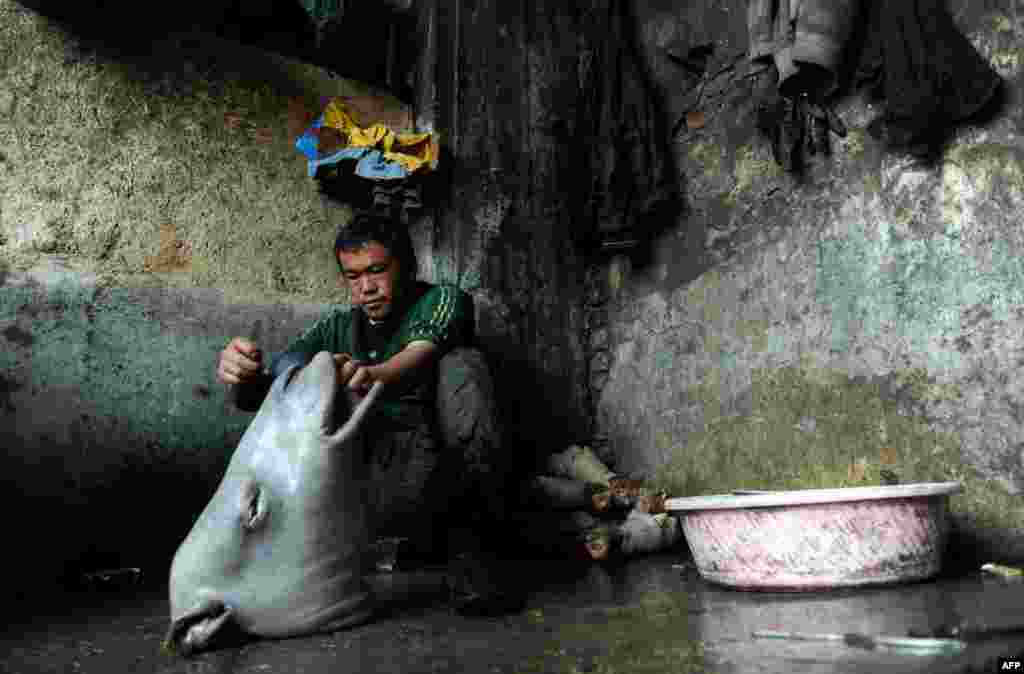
[326,381,385,449]
[241,481,269,531]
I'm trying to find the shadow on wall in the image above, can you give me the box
[12,0,316,64]
[0,431,228,601]
[11,0,412,98]
[7,0,323,119]
[487,349,579,475]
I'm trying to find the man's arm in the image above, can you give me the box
[344,340,437,391]
[341,284,469,392]
[220,311,342,411]
[217,337,272,412]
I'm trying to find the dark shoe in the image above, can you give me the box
[444,551,526,617]
[393,536,449,571]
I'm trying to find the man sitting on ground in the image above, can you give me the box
[215,211,515,613]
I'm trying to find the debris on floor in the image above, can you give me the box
[516,445,679,563]
[544,444,617,486]
[10,555,1024,674]
[752,629,966,655]
[79,567,143,590]
[981,562,1024,577]
[618,510,682,556]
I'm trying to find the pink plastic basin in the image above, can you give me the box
[665,482,962,590]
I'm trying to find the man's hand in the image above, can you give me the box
[333,353,374,393]
[333,341,437,394]
[217,338,264,385]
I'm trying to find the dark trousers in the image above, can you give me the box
[366,348,505,550]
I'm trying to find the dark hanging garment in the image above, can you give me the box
[857,0,1002,151]
[573,0,679,250]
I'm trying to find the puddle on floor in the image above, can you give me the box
[2,554,1023,673]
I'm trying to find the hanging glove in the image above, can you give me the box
[803,97,848,157]
[755,60,849,173]
[777,95,805,172]
[753,64,803,173]
[764,94,848,172]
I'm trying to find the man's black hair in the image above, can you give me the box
[334,211,418,281]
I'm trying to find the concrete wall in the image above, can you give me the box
[0,0,598,592]
[9,0,1021,589]
[594,0,1024,564]
[0,261,331,587]
[0,0,398,588]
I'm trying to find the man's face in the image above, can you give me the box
[337,241,402,322]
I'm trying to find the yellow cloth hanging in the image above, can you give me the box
[322,99,438,174]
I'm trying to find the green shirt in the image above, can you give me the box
[274,282,473,428]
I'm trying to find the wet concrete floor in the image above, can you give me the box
[2,553,1024,674]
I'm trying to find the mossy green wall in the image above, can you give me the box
[0,268,333,586]
[596,0,1024,563]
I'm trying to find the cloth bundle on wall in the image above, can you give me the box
[296,99,438,223]
[855,0,1002,154]
[747,0,1002,170]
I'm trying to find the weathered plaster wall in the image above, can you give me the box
[426,0,608,453]
[596,0,1024,563]
[0,0,418,589]
[0,0,385,303]
[0,0,599,591]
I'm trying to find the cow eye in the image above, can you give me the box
[241,482,268,531]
